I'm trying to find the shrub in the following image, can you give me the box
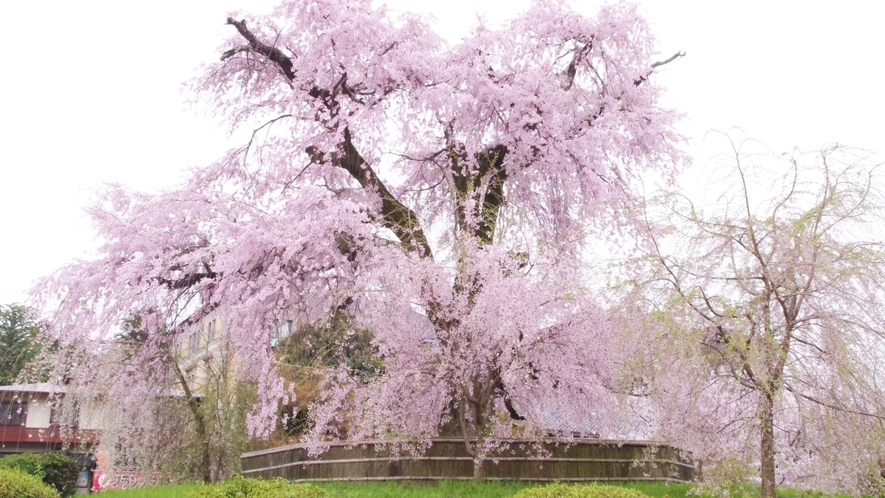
[513,483,652,498]
[188,475,326,498]
[0,452,45,480]
[0,452,78,497]
[0,466,58,498]
[37,453,78,497]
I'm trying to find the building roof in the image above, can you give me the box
[0,383,67,394]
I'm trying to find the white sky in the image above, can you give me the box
[1,0,883,305]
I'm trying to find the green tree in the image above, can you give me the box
[274,310,378,438]
[276,310,378,380]
[104,313,256,483]
[0,305,42,385]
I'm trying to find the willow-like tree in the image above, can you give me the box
[37,0,683,477]
[632,136,885,495]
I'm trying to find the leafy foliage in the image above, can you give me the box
[33,453,78,498]
[512,483,650,498]
[276,312,378,380]
[0,453,43,481]
[0,467,58,498]
[0,305,43,385]
[187,476,326,498]
[0,452,78,497]
[274,310,378,438]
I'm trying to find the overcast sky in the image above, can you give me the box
[1,0,882,305]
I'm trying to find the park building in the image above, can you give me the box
[0,382,100,457]
[0,315,299,491]
[174,313,297,392]
[0,382,100,492]
[176,313,225,392]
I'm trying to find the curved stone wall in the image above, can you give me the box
[241,438,695,483]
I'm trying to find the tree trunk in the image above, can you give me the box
[200,437,212,483]
[457,387,491,481]
[760,392,776,498]
[193,406,212,483]
[473,457,486,480]
[172,360,213,483]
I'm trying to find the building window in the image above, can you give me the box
[185,368,196,390]
[188,332,199,355]
[207,319,216,344]
[50,402,79,428]
[0,400,27,426]
[271,320,294,347]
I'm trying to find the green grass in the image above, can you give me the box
[94,482,203,497]
[319,480,533,498]
[619,482,696,498]
[88,480,858,498]
[94,480,528,498]
[91,480,698,498]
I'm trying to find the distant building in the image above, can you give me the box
[175,313,299,391]
[176,313,238,392]
[0,382,99,456]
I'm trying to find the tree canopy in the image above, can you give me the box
[0,304,43,385]
[36,0,683,478]
[627,136,885,495]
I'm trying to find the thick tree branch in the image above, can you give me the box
[169,351,212,482]
[306,128,433,258]
[457,394,476,458]
[223,18,296,81]
[496,379,525,420]
[475,145,509,245]
[225,20,432,259]
[156,271,218,290]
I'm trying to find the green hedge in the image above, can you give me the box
[0,452,43,478]
[38,452,79,497]
[0,466,58,498]
[0,452,79,497]
[513,483,652,498]
[188,476,326,498]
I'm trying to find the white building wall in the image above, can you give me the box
[24,393,52,429]
[80,406,103,431]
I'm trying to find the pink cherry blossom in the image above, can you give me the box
[35,0,683,479]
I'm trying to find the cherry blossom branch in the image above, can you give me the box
[651,51,686,69]
[634,50,685,86]
[475,145,509,245]
[223,18,296,80]
[224,19,432,259]
[785,385,885,420]
[305,128,432,258]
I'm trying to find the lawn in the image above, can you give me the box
[91,480,804,498]
[314,481,700,498]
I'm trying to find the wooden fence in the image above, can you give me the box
[241,438,695,483]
